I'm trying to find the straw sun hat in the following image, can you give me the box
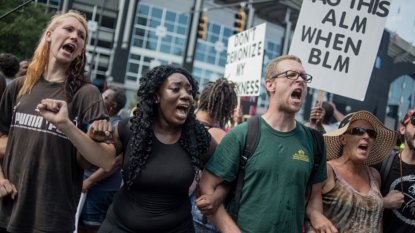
[323,111,398,166]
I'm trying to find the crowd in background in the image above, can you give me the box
[0,10,414,233]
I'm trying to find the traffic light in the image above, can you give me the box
[234,8,246,33]
[198,14,208,40]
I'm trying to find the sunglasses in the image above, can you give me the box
[404,116,415,126]
[344,127,377,139]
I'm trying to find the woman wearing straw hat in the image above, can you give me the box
[306,111,398,233]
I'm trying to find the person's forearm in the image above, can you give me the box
[207,205,240,233]
[304,219,316,233]
[0,136,8,158]
[200,179,239,232]
[214,182,231,203]
[0,162,5,180]
[333,109,345,122]
[87,155,122,184]
[59,122,116,171]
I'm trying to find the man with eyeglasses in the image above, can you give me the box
[373,109,415,233]
[197,55,331,233]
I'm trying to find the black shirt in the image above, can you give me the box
[110,131,195,232]
[0,77,108,232]
[374,154,415,233]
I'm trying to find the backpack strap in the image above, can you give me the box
[305,128,324,209]
[379,152,397,190]
[231,115,261,223]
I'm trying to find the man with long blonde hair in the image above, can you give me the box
[0,10,113,233]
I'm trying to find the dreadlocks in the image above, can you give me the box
[198,77,238,128]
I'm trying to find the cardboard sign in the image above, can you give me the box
[225,23,266,96]
[289,0,391,101]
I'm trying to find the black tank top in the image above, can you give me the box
[111,134,195,232]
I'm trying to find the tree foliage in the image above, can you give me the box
[0,0,54,61]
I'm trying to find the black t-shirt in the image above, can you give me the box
[374,154,415,233]
[0,77,108,232]
[110,124,195,232]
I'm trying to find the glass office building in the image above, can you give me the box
[122,1,285,114]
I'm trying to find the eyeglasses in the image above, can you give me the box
[344,127,377,139]
[271,70,312,83]
[102,93,108,100]
[403,116,415,126]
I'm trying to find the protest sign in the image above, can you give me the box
[225,23,266,96]
[289,0,391,101]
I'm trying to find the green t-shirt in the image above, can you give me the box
[205,117,327,233]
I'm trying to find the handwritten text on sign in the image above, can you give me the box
[289,0,391,101]
[225,23,266,96]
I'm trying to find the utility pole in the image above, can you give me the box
[182,0,203,73]
[281,7,291,55]
[246,0,255,29]
[90,0,108,81]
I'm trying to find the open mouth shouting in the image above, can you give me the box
[291,88,302,103]
[176,104,189,119]
[358,143,369,155]
[62,43,76,56]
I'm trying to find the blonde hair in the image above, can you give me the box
[19,10,89,97]
[264,55,302,96]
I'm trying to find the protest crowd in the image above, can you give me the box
[0,7,414,233]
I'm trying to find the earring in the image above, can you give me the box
[155,100,159,103]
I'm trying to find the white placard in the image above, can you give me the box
[225,23,266,96]
[289,0,391,101]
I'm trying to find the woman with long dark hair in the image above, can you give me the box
[39,65,215,232]
[0,11,111,233]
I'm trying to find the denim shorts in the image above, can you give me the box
[81,190,117,226]
[190,192,220,233]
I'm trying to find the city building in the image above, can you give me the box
[59,0,415,129]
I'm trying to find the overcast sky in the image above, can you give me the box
[385,0,415,45]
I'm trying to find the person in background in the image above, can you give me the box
[79,87,127,233]
[0,10,114,233]
[0,72,5,100]
[305,106,326,134]
[373,109,415,233]
[306,111,398,233]
[17,61,29,77]
[0,53,19,86]
[226,108,243,132]
[327,101,345,123]
[191,77,237,232]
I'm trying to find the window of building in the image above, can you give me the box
[375,56,381,69]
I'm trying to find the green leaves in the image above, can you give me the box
[0,0,54,60]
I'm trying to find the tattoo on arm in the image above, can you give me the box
[305,225,316,232]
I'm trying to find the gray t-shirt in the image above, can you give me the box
[0,76,108,232]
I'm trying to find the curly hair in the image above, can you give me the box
[18,10,90,102]
[126,65,211,189]
[198,77,238,128]
[0,53,19,78]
